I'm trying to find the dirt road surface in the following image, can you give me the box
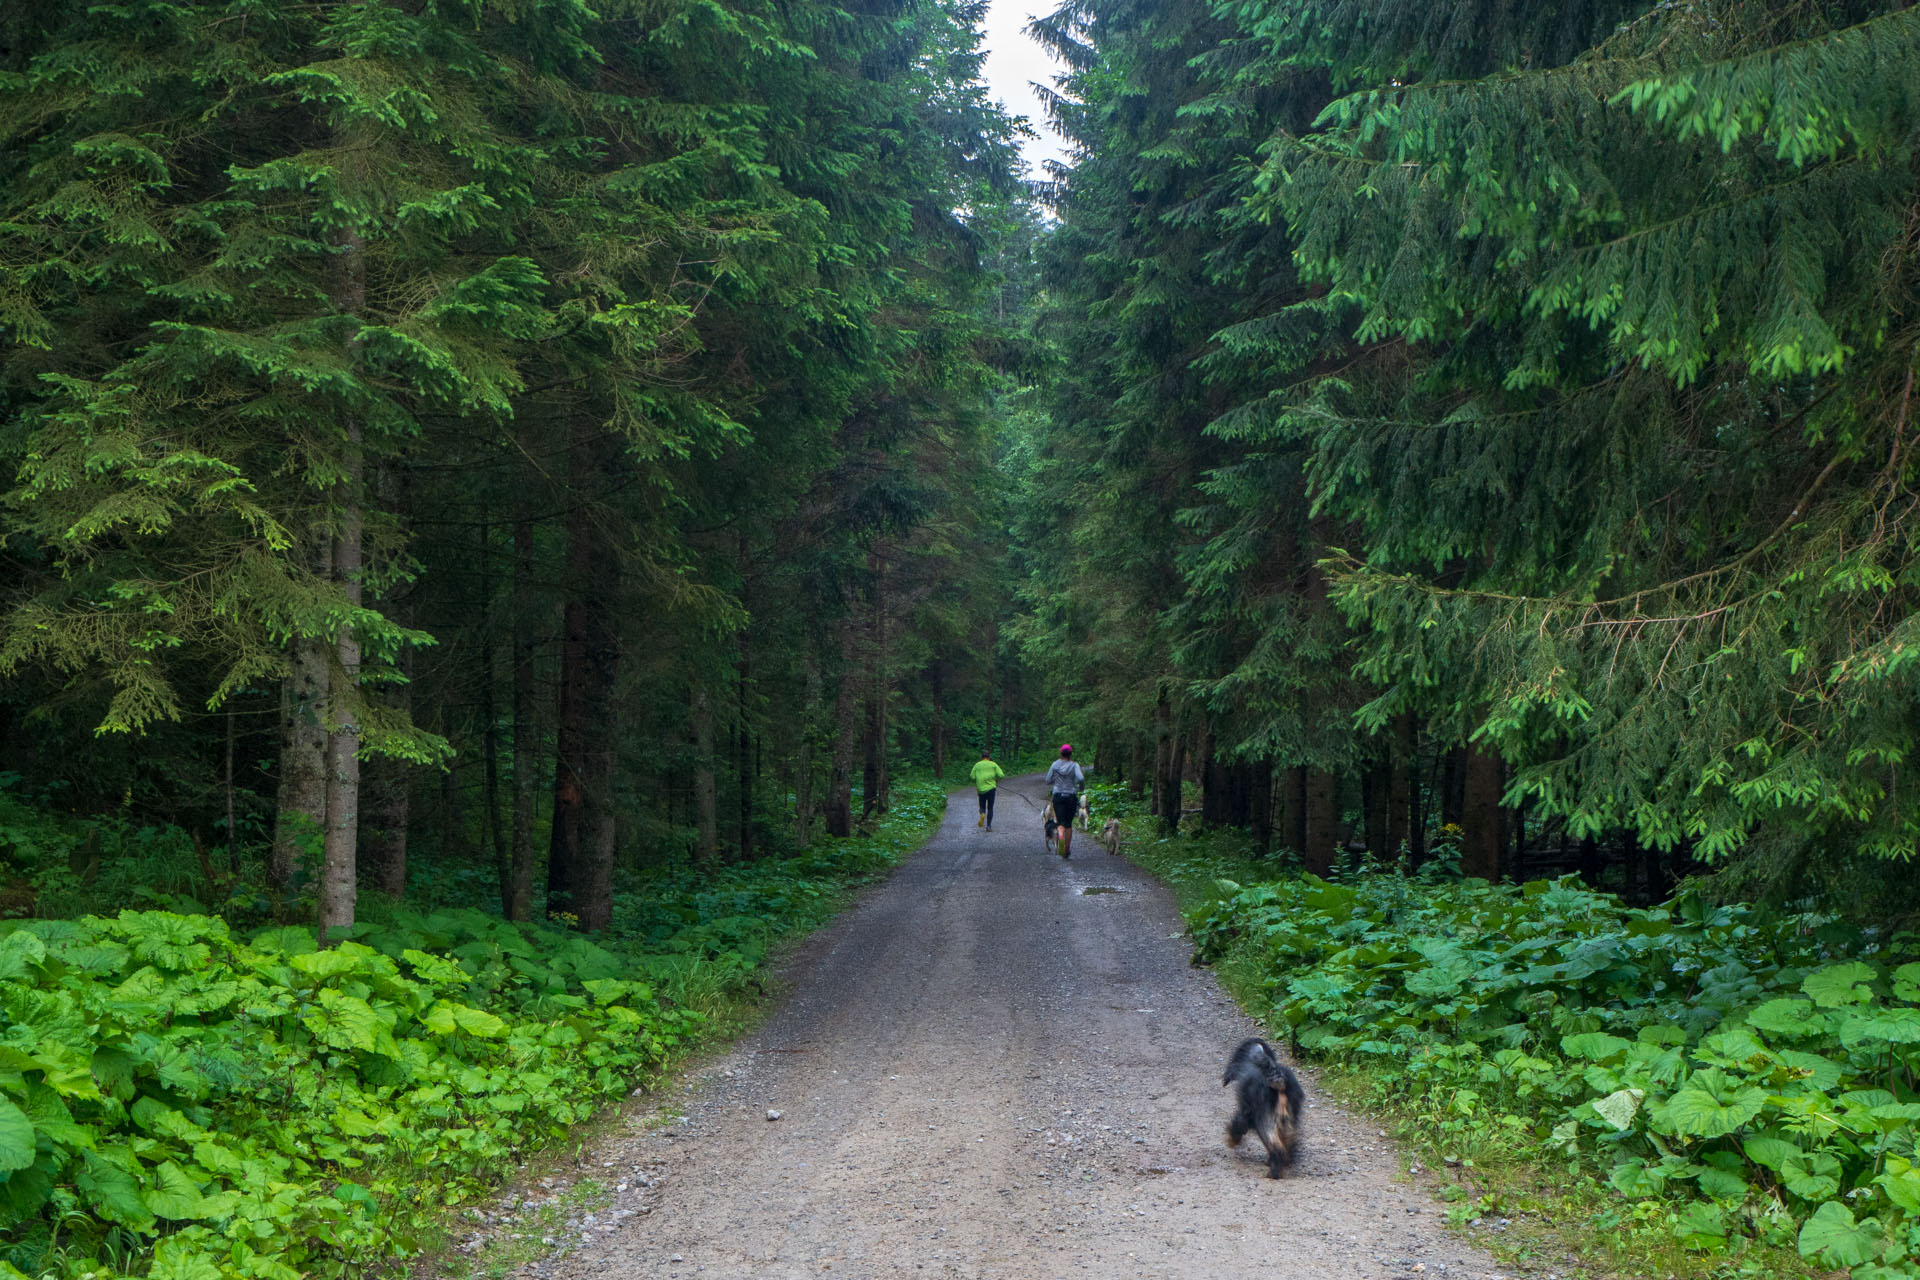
[523,775,1521,1280]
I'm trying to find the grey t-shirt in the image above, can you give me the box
[1046,759,1084,795]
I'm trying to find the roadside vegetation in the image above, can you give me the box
[1102,783,1920,1280]
[0,782,946,1280]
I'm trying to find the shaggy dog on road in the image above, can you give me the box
[1223,1038,1305,1178]
[1043,795,1090,857]
[1098,816,1121,855]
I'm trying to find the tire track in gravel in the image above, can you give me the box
[518,775,1528,1280]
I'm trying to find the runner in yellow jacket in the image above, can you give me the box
[969,752,1005,830]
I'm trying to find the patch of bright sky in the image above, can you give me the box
[978,0,1073,179]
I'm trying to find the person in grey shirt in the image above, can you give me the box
[1046,744,1086,858]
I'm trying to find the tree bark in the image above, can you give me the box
[693,687,718,860]
[929,662,946,781]
[1250,760,1274,855]
[1461,743,1504,880]
[1152,694,1173,828]
[545,412,595,915]
[737,646,753,862]
[271,623,330,895]
[825,608,858,838]
[576,617,620,932]
[318,224,365,947]
[1389,713,1415,860]
[1364,762,1388,859]
[1278,766,1306,855]
[1303,768,1338,876]
[794,653,820,848]
[508,489,538,921]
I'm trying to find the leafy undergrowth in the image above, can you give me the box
[1104,785,1918,1280]
[0,779,947,1280]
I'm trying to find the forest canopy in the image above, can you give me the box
[1015,0,1920,908]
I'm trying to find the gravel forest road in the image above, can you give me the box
[527,774,1518,1280]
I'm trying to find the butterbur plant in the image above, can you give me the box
[0,911,700,1280]
[1185,871,1920,1274]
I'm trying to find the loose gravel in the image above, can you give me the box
[507,774,1523,1280]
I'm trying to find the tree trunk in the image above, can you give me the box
[1164,733,1188,836]
[737,646,753,862]
[693,687,718,860]
[795,653,820,848]
[929,662,946,781]
[546,412,595,915]
[1440,746,1465,829]
[825,609,858,838]
[1578,834,1603,889]
[271,625,330,895]
[1389,713,1415,860]
[480,521,509,912]
[1461,743,1504,880]
[1197,724,1220,825]
[1127,740,1145,800]
[1364,762,1388,859]
[1278,766,1306,854]
[576,618,620,932]
[1250,760,1274,855]
[1303,768,1338,876]
[318,225,366,947]
[1152,694,1173,828]
[508,490,538,921]
[441,717,462,860]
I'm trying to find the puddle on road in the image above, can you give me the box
[1080,886,1122,895]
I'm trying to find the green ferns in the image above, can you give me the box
[1187,870,1920,1273]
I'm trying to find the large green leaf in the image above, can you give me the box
[0,1100,35,1172]
[77,1151,156,1228]
[1741,1135,1801,1171]
[1743,998,1825,1037]
[1797,1201,1880,1267]
[1562,1032,1631,1062]
[302,991,387,1053]
[142,1160,208,1220]
[1649,1069,1768,1138]
[1801,962,1878,1009]
[422,1001,507,1038]
[0,931,47,981]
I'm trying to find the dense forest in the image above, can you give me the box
[1,0,1038,938]
[1019,0,1920,912]
[4,0,1920,1275]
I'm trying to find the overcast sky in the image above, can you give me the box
[977,0,1073,178]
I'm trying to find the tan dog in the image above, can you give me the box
[1098,816,1121,855]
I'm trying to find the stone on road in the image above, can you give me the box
[525,774,1510,1280]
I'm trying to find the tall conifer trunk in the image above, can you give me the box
[508,488,538,921]
[1278,766,1306,853]
[1461,744,1504,880]
[737,646,753,861]
[929,662,945,780]
[693,688,718,860]
[794,654,820,848]
[318,222,365,946]
[272,578,331,895]
[825,608,858,837]
[1303,768,1337,875]
[1250,761,1274,854]
[1389,713,1415,859]
[577,612,620,931]
[546,412,596,916]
